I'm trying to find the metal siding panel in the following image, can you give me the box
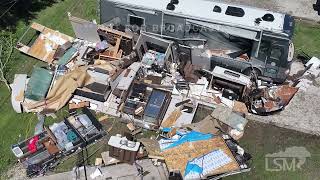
[69,17,101,43]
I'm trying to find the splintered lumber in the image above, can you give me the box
[161,109,182,128]
[69,101,90,110]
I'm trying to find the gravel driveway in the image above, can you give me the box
[220,0,319,21]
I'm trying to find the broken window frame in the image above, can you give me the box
[257,38,286,67]
[128,14,145,27]
[143,89,171,124]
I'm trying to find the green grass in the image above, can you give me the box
[294,20,320,57]
[53,140,108,173]
[0,0,98,177]
[225,121,320,180]
[0,85,38,175]
[1,1,320,179]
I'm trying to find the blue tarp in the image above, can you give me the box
[185,162,203,177]
[163,131,213,150]
[162,127,171,133]
[184,149,233,178]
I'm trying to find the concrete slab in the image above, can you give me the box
[33,159,168,180]
[248,86,320,135]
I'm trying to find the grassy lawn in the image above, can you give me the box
[294,20,320,58]
[0,85,38,174]
[225,121,320,180]
[0,0,320,179]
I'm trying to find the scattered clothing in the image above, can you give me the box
[28,136,39,153]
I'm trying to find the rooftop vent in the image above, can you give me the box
[225,6,245,17]
[171,0,179,5]
[262,13,275,22]
[213,5,222,13]
[167,3,175,11]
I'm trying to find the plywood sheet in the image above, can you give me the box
[161,136,239,176]
[161,108,182,128]
[20,22,74,63]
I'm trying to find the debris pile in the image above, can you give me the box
[251,57,320,135]
[11,109,104,177]
[7,2,320,177]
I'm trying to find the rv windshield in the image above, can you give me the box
[255,35,289,68]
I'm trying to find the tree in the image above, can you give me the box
[0,31,15,91]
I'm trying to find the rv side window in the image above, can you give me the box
[225,6,245,17]
[213,5,222,13]
[165,23,175,33]
[128,15,145,27]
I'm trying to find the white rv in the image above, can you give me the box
[100,0,295,82]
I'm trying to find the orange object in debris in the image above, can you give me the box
[69,101,90,110]
[275,85,299,105]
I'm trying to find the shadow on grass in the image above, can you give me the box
[0,0,59,31]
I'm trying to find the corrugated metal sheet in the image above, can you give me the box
[69,16,101,43]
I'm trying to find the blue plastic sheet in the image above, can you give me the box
[185,162,203,176]
[184,149,232,178]
[163,131,213,150]
[162,127,172,133]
